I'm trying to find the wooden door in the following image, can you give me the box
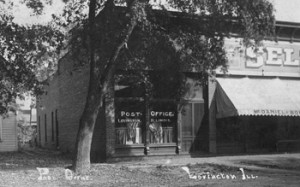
[181,102,204,152]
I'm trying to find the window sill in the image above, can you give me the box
[115,144,144,149]
[115,143,177,148]
[149,143,176,147]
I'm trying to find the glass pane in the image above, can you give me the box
[115,100,144,145]
[115,73,145,98]
[148,72,183,99]
[216,117,240,143]
[149,101,177,144]
[194,103,204,135]
[181,103,193,136]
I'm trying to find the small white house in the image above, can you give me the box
[0,111,18,152]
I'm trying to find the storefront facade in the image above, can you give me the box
[209,32,300,154]
[113,71,208,156]
[36,59,209,161]
[37,20,300,161]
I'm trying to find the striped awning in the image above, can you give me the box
[216,77,300,118]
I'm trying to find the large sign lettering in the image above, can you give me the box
[246,46,300,68]
[221,39,300,76]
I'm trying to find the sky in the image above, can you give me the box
[12,0,65,25]
[10,0,300,24]
[272,0,300,22]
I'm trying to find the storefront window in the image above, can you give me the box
[114,71,179,146]
[115,73,145,145]
[216,117,241,143]
[149,71,182,99]
[148,101,177,144]
[115,100,144,145]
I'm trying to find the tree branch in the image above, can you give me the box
[100,0,142,94]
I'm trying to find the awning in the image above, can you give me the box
[216,77,300,118]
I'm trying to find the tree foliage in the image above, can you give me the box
[56,0,274,100]
[0,0,275,173]
[0,0,64,114]
[58,0,274,173]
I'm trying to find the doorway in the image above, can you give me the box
[180,101,205,152]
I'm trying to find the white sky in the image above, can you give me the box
[11,0,300,25]
[272,0,300,22]
[12,0,65,25]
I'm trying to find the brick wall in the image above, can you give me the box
[37,74,59,149]
[57,58,89,153]
[37,53,112,161]
[37,53,212,159]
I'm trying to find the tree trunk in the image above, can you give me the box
[72,0,101,174]
[72,92,103,173]
[73,0,143,174]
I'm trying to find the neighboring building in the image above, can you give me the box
[210,23,300,153]
[0,94,37,152]
[37,17,300,161]
[16,95,37,146]
[0,110,18,152]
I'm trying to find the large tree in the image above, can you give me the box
[67,0,275,174]
[0,0,275,174]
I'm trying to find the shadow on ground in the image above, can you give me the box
[0,149,72,171]
[236,157,300,171]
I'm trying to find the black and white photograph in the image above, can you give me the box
[0,0,300,186]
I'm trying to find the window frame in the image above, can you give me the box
[0,116,3,141]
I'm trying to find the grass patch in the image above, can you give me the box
[0,150,71,170]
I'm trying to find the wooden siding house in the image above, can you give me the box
[0,112,18,152]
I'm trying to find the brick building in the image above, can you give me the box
[37,18,300,161]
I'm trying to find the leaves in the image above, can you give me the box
[0,0,65,114]
[50,0,275,103]
[0,0,275,114]
[22,0,53,15]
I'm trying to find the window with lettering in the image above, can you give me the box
[149,102,177,144]
[115,100,144,145]
[115,73,145,145]
[114,71,179,146]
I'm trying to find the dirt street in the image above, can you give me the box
[0,151,299,186]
